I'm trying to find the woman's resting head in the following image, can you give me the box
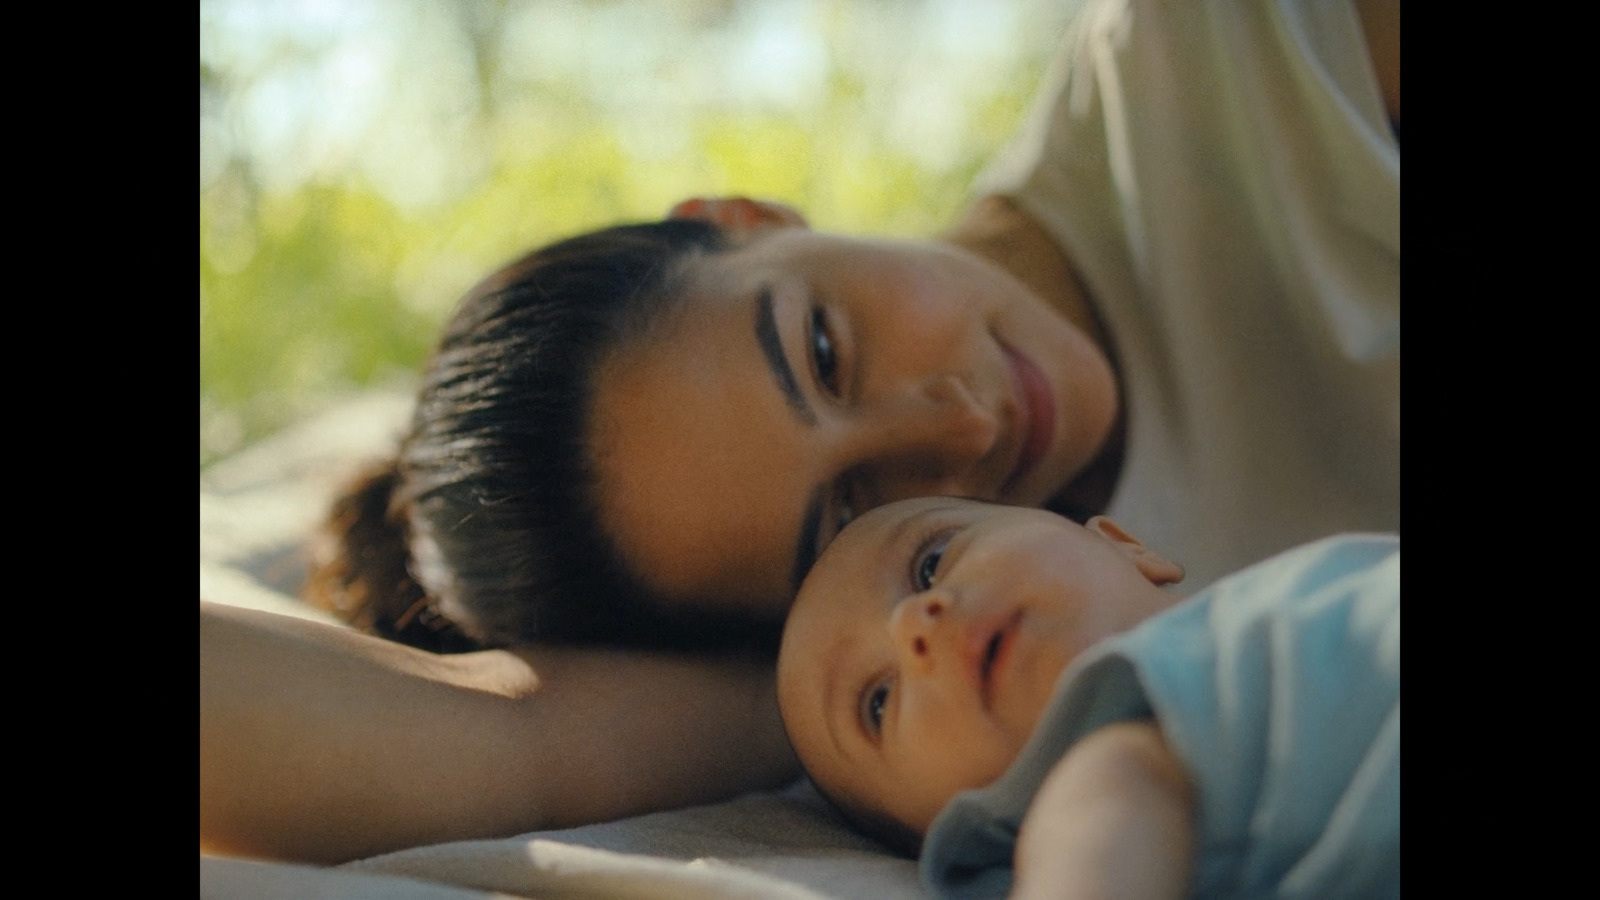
[311,198,1120,652]
[776,496,1185,850]
[311,217,779,651]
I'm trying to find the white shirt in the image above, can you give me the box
[979,0,1399,589]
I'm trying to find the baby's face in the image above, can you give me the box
[777,497,1184,837]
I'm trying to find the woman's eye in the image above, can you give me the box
[915,543,945,591]
[810,306,839,396]
[864,681,890,733]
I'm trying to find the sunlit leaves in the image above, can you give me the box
[199,0,1077,467]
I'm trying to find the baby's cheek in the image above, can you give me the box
[947,732,1023,794]
[897,740,1017,835]
[1008,645,1076,744]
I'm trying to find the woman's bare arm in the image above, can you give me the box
[200,601,798,864]
[1011,721,1194,900]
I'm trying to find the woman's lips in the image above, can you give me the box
[1001,346,1057,495]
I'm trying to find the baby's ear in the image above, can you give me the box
[667,196,809,240]
[1084,517,1185,587]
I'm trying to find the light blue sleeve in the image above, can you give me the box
[922,534,1400,900]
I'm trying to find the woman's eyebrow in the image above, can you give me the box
[753,285,828,593]
[754,286,816,427]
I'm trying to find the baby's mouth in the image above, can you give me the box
[981,632,1003,683]
[978,613,1021,710]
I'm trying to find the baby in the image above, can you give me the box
[777,497,1399,899]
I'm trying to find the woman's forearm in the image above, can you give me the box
[200,601,797,864]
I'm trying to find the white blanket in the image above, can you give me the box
[203,780,922,898]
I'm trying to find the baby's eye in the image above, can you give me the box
[810,306,840,396]
[914,542,946,591]
[863,680,890,734]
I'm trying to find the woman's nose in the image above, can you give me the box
[862,374,999,491]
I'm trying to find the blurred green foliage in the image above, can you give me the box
[200,0,1078,468]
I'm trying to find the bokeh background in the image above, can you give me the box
[199,0,1083,468]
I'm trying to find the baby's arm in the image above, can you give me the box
[1011,721,1194,900]
[200,601,798,863]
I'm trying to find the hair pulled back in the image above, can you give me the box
[307,219,783,655]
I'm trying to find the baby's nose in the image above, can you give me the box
[890,593,949,672]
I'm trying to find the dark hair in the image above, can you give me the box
[306,219,784,655]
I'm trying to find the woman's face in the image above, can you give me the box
[588,222,1118,616]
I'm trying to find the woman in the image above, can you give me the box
[306,199,1123,655]
[202,0,1398,864]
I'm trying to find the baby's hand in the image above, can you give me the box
[1011,721,1194,900]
